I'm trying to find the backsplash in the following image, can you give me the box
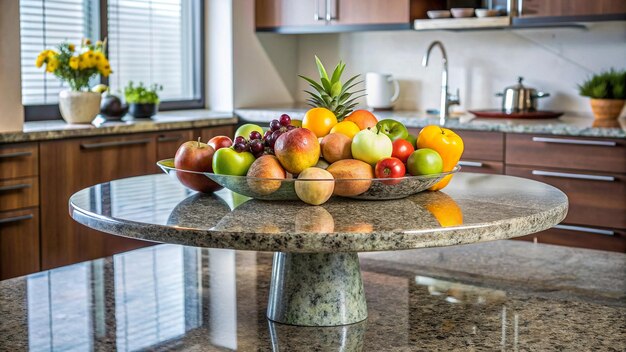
[295,22,626,115]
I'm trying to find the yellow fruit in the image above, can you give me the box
[330,121,360,139]
[302,107,337,138]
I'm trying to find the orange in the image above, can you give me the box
[424,192,463,227]
[344,109,378,130]
[302,107,337,138]
[330,120,360,139]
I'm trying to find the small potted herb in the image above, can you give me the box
[124,81,163,119]
[578,69,626,120]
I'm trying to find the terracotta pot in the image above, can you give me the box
[58,91,101,124]
[590,98,625,120]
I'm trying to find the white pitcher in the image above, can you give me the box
[365,72,400,109]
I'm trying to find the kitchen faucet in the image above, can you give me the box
[422,41,460,126]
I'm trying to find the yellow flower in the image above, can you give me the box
[46,58,59,73]
[77,55,86,70]
[95,40,103,47]
[35,52,46,68]
[84,38,91,45]
[93,51,104,67]
[68,44,75,52]
[69,57,79,70]
[100,62,112,77]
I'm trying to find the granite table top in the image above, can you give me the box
[0,109,237,144]
[1,241,624,351]
[69,173,568,252]
[236,106,626,139]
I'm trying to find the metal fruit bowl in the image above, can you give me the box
[158,159,459,201]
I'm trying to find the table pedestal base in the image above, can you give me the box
[267,252,367,326]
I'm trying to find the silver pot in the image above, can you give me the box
[495,77,549,113]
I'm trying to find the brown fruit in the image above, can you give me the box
[326,159,373,197]
[320,133,352,163]
[295,167,335,205]
[174,138,222,193]
[274,128,320,174]
[246,155,286,195]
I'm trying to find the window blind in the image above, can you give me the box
[107,0,195,101]
[19,0,96,105]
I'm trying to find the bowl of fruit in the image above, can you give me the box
[159,57,464,205]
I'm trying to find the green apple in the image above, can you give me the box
[351,128,393,166]
[407,148,443,176]
[376,119,409,142]
[235,124,264,140]
[212,147,255,176]
[405,133,417,148]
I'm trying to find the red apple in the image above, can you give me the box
[208,135,232,151]
[391,139,415,164]
[274,128,320,174]
[375,157,406,185]
[174,138,222,193]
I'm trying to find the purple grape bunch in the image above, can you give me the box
[232,114,296,157]
[265,114,295,153]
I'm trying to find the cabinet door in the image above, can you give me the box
[0,208,40,279]
[515,226,626,253]
[256,0,325,28]
[334,0,410,25]
[519,0,626,17]
[199,125,236,143]
[40,134,157,270]
[155,130,194,172]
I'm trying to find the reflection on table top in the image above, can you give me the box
[68,173,567,252]
[1,240,624,351]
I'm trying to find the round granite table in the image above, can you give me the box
[69,173,567,327]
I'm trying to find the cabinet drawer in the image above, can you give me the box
[458,160,503,174]
[0,177,39,212]
[515,225,626,253]
[456,130,504,161]
[0,143,38,180]
[1,208,40,279]
[506,134,626,173]
[506,166,626,229]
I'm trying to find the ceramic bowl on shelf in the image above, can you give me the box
[475,8,500,17]
[427,10,451,19]
[450,8,475,18]
[157,159,460,201]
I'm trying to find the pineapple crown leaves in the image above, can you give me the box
[299,55,365,120]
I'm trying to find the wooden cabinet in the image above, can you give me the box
[156,130,194,172]
[256,0,326,28]
[515,226,626,253]
[0,209,40,279]
[518,0,626,18]
[0,143,38,180]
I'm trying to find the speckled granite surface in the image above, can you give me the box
[0,109,237,143]
[69,173,568,252]
[1,241,624,351]
[236,106,626,138]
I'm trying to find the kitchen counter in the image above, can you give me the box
[0,109,237,144]
[236,106,626,139]
[1,241,624,351]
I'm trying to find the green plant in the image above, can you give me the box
[299,56,364,121]
[578,69,626,99]
[124,81,163,104]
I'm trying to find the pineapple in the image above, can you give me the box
[299,56,364,121]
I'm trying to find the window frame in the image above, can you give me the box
[23,0,206,122]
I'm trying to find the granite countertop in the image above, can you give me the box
[236,106,626,138]
[1,241,624,351]
[0,109,237,144]
[69,173,567,252]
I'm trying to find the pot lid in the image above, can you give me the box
[504,76,531,91]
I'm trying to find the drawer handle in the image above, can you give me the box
[80,138,151,149]
[0,214,33,225]
[157,135,184,143]
[0,151,32,159]
[531,170,615,182]
[458,161,483,168]
[554,224,615,236]
[532,137,617,147]
[0,183,31,192]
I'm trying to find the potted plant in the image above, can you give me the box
[124,82,162,119]
[36,39,111,124]
[578,69,626,120]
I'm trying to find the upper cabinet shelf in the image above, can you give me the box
[255,0,626,34]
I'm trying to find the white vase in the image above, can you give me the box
[58,90,101,124]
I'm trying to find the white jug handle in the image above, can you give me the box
[390,79,400,103]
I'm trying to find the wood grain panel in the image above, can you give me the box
[515,226,626,253]
[155,130,194,172]
[256,0,325,28]
[408,129,504,161]
[506,165,626,229]
[506,134,626,173]
[336,0,410,24]
[458,160,503,174]
[520,0,626,17]
[199,125,235,143]
[0,143,38,180]
[0,177,38,212]
[0,208,40,279]
[40,134,158,270]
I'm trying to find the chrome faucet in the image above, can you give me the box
[422,41,460,126]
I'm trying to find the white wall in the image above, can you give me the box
[0,0,24,132]
[294,22,626,115]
